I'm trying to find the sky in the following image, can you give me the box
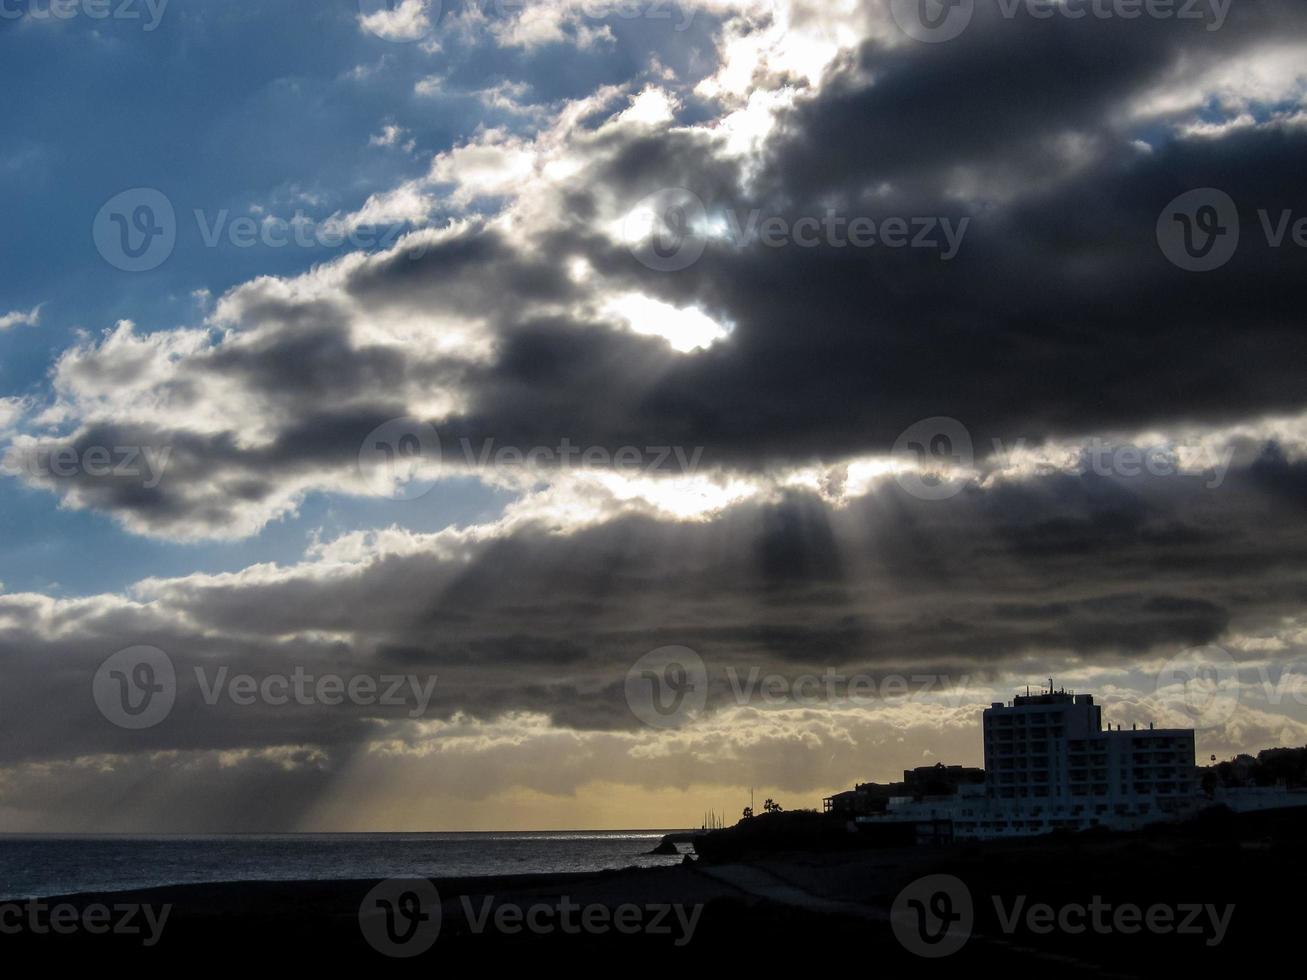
[1,0,1307,831]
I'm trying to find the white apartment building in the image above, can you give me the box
[966,688,1197,836]
[857,687,1199,840]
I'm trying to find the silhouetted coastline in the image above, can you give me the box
[9,806,1305,972]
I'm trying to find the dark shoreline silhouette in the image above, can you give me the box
[7,806,1304,971]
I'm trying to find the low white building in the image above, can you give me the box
[1212,784,1307,813]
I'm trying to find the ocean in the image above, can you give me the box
[0,831,693,900]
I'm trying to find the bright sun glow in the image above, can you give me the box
[600,293,731,353]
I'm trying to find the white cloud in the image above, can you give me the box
[0,304,42,331]
[356,0,433,42]
[0,397,28,436]
[430,129,540,207]
[369,123,415,153]
[1129,41,1307,130]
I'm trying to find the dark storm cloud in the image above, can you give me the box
[13,1,1307,537]
[764,2,1307,198]
[431,121,1307,466]
[3,456,1305,774]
